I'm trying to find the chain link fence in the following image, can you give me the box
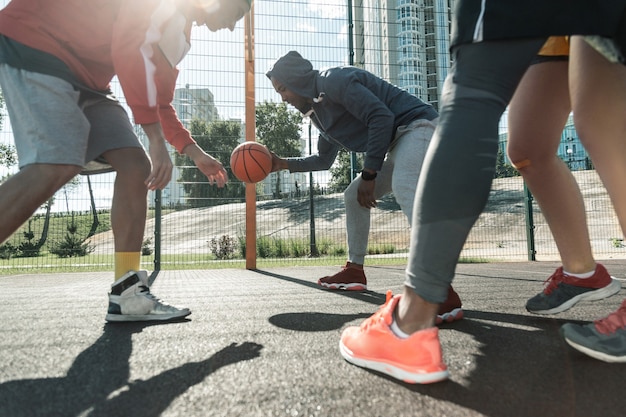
[0,0,624,273]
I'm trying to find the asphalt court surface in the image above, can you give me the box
[1,260,626,417]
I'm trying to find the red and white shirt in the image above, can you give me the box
[0,0,200,153]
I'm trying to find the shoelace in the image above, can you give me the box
[594,302,626,335]
[542,268,566,295]
[138,285,160,302]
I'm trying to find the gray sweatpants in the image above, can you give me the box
[405,39,547,303]
[344,118,438,265]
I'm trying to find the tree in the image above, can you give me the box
[61,176,81,213]
[328,149,364,193]
[255,101,302,197]
[85,176,100,238]
[175,119,245,207]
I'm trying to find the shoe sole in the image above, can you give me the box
[339,340,450,384]
[318,281,367,291]
[106,309,191,323]
[564,337,626,363]
[436,308,464,325]
[527,278,622,315]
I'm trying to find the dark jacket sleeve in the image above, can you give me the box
[285,135,340,172]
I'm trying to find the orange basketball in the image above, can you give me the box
[230,141,273,183]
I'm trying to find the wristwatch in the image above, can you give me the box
[360,170,377,181]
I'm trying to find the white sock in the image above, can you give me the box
[563,266,596,279]
[390,314,411,339]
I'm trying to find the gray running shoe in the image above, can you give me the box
[561,300,626,363]
[106,270,191,322]
[526,264,621,314]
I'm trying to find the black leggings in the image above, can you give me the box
[405,39,547,302]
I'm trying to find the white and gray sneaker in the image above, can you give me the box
[106,270,191,322]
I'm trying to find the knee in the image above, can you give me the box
[110,150,151,183]
[133,156,152,179]
[507,141,538,174]
[391,179,416,215]
[509,157,531,173]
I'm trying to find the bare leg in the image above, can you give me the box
[0,164,80,243]
[103,147,190,322]
[507,60,595,273]
[396,286,439,332]
[104,148,152,253]
[559,37,626,361]
[570,37,626,237]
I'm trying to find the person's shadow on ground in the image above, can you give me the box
[400,310,626,417]
[269,306,626,417]
[0,322,263,417]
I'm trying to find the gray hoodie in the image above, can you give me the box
[266,51,438,173]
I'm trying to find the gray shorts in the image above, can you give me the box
[0,64,143,174]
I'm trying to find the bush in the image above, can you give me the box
[49,233,94,258]
[237,235,246,258]
[209,235,237,260]
[367,244,395,255]
[16,241,40,258]
[0,242,17,260]
[142,238,153,256]
[49,221,94,258]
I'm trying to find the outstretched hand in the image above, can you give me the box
[141,122,173,190]
[196,154,228,187]
[146,140,174,190]
[270,151,288,172]
[185,144,228,187]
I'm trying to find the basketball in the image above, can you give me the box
[230,141,273,183]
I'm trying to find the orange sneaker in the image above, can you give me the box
[318,262,367,291]
[436,286,464,324]
[339,291,449,384]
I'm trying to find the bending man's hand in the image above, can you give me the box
[270,151,289,173]
[357,179,377,209]
[184,144,228,188]
[142,122,173,190]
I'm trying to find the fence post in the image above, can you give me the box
[308,122,319,257]
[148,189,161,286]
[523,182,536,261]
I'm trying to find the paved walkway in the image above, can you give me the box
[1,261,626,417]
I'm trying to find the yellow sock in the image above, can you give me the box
[114,252,141,281]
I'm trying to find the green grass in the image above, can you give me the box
[0,210,492,276]
[0,252,492,276]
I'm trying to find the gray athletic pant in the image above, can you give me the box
[344,118,437,265]
[405,39,547,303]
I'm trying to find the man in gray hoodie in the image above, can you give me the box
[266,51,462,324]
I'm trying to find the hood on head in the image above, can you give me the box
[266,51,319,99]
